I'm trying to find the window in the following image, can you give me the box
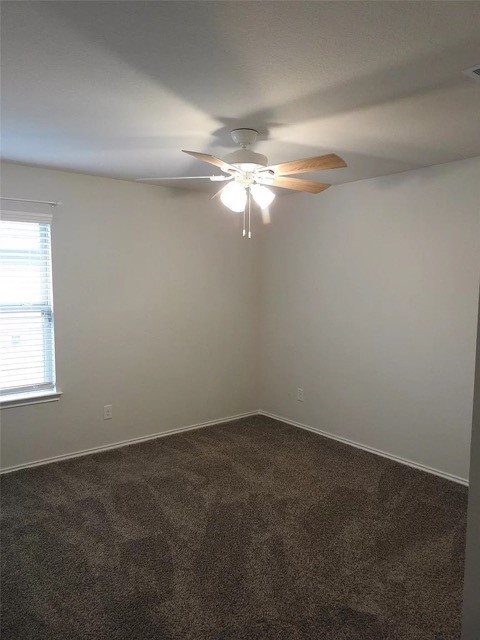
[0,211,57,402]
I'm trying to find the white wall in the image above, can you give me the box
[462,289,480,638]
[259,158,480,482]
[1,158,478,480]
[0,163,259,469]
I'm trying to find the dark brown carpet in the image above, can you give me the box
[1,415,467,639]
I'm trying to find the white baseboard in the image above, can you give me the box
[259,410,469,486]
[0,411,258,474]
[2,409,469,486]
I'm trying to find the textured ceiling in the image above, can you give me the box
[1,1,480,192]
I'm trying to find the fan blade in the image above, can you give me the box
[258,176,331,194]
[262,153,346,176]
[211,183,229,200]
[136,175,229,182]
[261,207,271,225]
[182,150,238,174]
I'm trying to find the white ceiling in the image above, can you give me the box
[1,1,480,192]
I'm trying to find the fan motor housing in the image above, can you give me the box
[223,148,268,169]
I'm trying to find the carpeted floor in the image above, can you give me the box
[1,415,468,639]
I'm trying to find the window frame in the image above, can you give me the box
[0,210,60,407]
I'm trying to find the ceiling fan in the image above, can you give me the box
[137,129,346,237]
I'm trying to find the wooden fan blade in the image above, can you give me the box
[264,176,331,194]
[211,184,228,200]
[264,153,346,176]
[182,150,238,174]
[261,207,271,225]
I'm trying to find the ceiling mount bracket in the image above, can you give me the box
[231,128,258,149]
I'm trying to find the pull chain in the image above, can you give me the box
[243,202,246,237]
[248,188,252,239]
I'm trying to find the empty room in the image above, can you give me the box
[1,2,480,639]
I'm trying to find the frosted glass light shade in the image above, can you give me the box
[220,182,247,212]
[251,184,275,209]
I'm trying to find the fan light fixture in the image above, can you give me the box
[220,181,247,212]
[221,182,275,213]
[251,184,275,209]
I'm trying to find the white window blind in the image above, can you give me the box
[0,211,56,397]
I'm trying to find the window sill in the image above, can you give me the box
[0,390,62,409]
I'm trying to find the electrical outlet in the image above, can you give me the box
[103,405,113,420]
[297,388,304,402]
